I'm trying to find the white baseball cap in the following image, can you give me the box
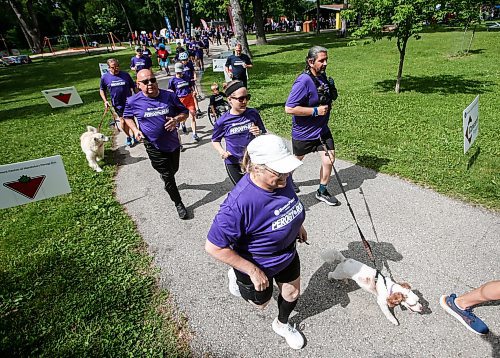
[247,134,302,173]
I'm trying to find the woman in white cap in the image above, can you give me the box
[206,134,307,350]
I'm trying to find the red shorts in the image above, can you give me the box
[179,93,196,113]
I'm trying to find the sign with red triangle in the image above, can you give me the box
[41,86,83,108]
[53,93,72,104]
[4,175,46,199]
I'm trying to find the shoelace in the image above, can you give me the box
[287,323,298,333]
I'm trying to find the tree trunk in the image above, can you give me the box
[18,22,34,50]
[174,1,182,29]
[395,37,408,94]
[178,0,185,31]
[119,2,134,38]
[341,0,348,37]
[316,0,321,35]
[8,0,41,53]
[252,0,267,44]
[466,25,476,54]
[229,0,251,57]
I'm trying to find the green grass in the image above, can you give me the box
[0,51,191,356]
[203,30,500,209]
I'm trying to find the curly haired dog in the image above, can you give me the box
[80,126,109,172]
[322,249,422,325]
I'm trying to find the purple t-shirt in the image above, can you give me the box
[167,76,192,98]
[123,89,188,152]
[99,71,135,113]
[207,175,305,277]
[285,73,331,141]
[182,61,195,82]
[130,55,152,71]
[211,108,266,165]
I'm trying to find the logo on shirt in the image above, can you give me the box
[234,61,245,67]
[271,201,304,231]
[144,106,170,117]
[229,120,252,135]
[110,80,126,87]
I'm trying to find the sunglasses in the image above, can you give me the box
[139,78,157,85]
[230,94,251,103]
[262,166,288,179]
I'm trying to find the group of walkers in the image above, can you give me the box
[99,41,498,350]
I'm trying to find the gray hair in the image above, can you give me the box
[107,58,119,66]
[305,46,327,69]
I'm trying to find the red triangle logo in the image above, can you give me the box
[53,93,72,104]
[4,175,46,199]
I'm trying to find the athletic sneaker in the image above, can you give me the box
[193,133,201,142]
[181,124,188,134]
[196,109,203,116]
[125,136,132,146]
[272,318,305,350]
[315,189,340,206]
[227,268,241,297]
[440,294,489,335]
[175,202,188,220]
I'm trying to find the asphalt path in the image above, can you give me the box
[114,40,500,357]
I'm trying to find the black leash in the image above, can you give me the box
[319,136,377,268]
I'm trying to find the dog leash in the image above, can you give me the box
[97,106,110,133]
[319,136,377,267]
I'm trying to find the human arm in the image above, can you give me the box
[164,112,188,131]
[296,225,308,244]
[99,89,110,108]
[124,117,143,141]
[211,141,232,159]
[285,104,328,116]
[205,241,269,291]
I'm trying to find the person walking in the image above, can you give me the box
[285,45,340,205]
[206,134,307,350]
[225,44,253,88]
[211,80,266,184]
[99,58,137,146]
[130,46,152,74]
[179,52,203,116]
[123,69,189,219]
[156,43,171,75]
[440,280,500,335]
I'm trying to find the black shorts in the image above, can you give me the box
[113,107,124,117]
[234,252,300,306]
[292,130,335,157]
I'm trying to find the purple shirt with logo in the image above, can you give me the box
[168,76,192,98]
[123,89,188,152]
[285,73,331,141]
[207,175,305,277]
[182,61,195,82]
[211,108,266,165]
[130,55,152,71]
[99,71,135,113]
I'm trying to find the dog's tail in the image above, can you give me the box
[321,249,346,264]
[87,126,97,133]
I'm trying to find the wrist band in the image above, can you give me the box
[312,107,318,117]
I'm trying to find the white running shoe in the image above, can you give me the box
[227,268,241,297]
[272,318,304,350]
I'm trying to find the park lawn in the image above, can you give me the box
[0,52,191,356]
[202,29,500,210]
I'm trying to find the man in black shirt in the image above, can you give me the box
[224,44,253,88]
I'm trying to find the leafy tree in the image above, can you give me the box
[6,0,42,52]
[345,0,436,93]
[229,0,251,56]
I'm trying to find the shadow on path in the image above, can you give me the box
[178,177,233,212]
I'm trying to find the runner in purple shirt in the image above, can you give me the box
[123,69,189,219]
[99,58,136,146]
[285,46,340,206]
[130,46,152,74]
[206,134,307,350]
[211,80,266,184]
[179,52,202,116]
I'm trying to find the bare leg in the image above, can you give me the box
[455,280,500,309]
[319,149,335,185]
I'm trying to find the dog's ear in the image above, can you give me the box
[387,292,405,308]
[399,282,411,290]
[87,126,97,133]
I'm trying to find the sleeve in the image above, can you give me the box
[285,76,310,108]
[253,110,267,134]
[211,116,224,142]
[127,73,136,90]
[123,97,134,119]
[130,57,134,69]
[244,54,252,65]
[146,57,152,68]
[99,76,107,91]
[225,56,232,68]
[207,200,244,248]
[209,95,215,107]
[169,92,189,115]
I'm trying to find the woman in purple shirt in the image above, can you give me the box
[211,80,266,184]
[206,134,307,350]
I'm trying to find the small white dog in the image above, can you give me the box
[80,126,109,172]
[322,249,423,325]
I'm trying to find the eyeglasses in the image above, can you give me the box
[230,94,251,103]
[261,166,288,179]
[138,78,157,85]
[109,65,119,69]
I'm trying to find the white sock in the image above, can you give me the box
[454,298,467,311]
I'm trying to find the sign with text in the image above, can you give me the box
[99,63,109,76]
[1,155,71,209]
[41,86,83,108]
[212,59,226,72]
[463,95,479,154]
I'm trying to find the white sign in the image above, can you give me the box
[213,59,226,72]
[219,51,233,59]
[11,49,20,56]
[463,95,479,154]
[99,63,109,76]
[41,86,83,108]
[165,45,172,53]
[0,155,71,209]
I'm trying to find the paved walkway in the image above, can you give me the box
[114,39,500,357]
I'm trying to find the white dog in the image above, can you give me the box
[80,126,109,172]
[322,249,423,325]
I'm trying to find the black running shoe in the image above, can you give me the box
[175,202,188,219]
[315,189,340,206]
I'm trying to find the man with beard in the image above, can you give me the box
[285,46,340,206]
